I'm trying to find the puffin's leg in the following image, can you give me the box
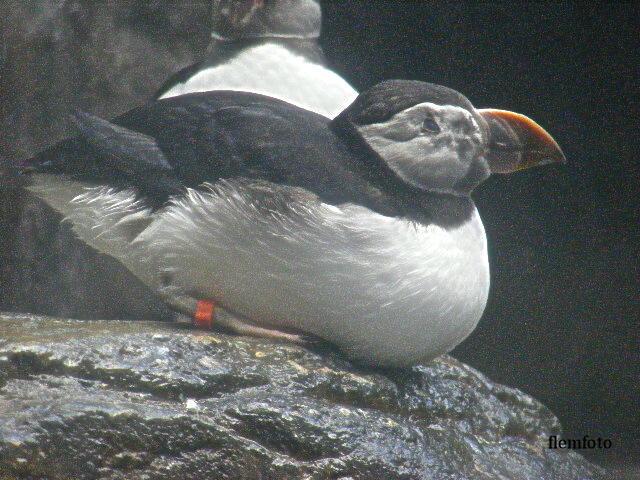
[214,308,309,345]
[157,285,309,345]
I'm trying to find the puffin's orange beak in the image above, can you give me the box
[478,109,566,174]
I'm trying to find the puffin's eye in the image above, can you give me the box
[421,117,440,134]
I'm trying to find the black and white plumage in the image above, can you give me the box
[23,80,565,366]
[155,0,357,119]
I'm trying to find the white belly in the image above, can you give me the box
[140,181,491,366]
[28,176,490,367]
[159,43,358,119]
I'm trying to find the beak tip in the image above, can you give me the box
[558,146,567,164]
[547,138,567,166]
[545,142,566,166]
[558,151,567,165]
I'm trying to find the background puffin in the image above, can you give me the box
[22,81,564,366]
[154,0,357,118]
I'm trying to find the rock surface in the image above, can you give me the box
[0,314,608,480]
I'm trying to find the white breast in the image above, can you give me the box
[139,181,491,366]
[28,176,490,367]
[159,43,357,119]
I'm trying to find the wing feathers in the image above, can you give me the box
[70,109,173,174]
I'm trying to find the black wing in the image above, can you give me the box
[26,91,364,209]
[69,109,173,172]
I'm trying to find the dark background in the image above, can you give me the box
[1,0,638,472]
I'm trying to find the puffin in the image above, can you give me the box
[20,80,565,366]
[155,0,357,119]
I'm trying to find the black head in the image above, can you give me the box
[211,0,320,40]
[333,80,565,196]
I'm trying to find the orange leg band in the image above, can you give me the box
[194,300,216,329]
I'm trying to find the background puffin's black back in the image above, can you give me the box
[0,0,637,473]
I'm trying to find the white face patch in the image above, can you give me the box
[356,102,484,193]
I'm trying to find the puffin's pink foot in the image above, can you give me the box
[161,291,311,345]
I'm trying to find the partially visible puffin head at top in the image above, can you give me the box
[333,80,566,196]
[211,0,320,40]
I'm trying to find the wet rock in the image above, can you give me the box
[0,314,609,480]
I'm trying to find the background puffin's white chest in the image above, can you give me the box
[143,182,491,366]
[158,43,357,119]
